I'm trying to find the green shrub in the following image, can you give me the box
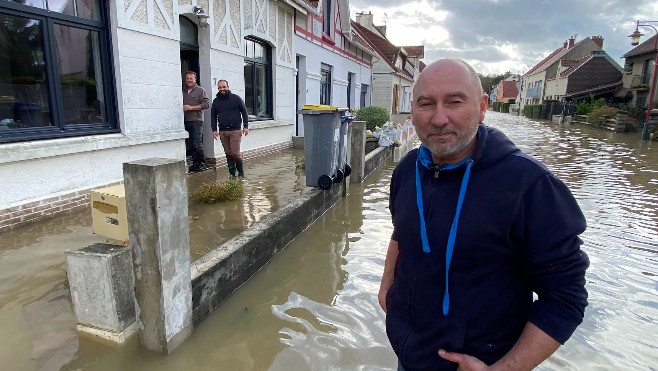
[586,106,618,124]
[576,95,606,115]
[191,178,244,204]
[356,106,390,131]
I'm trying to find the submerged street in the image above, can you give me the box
[1,111,657,370]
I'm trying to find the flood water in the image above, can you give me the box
[1,111,657,370]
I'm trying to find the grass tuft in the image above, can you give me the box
[191,178,244,204]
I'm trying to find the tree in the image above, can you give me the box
[478,73,505,93]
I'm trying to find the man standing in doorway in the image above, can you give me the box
[183,71,210,172]
[211,79,249,178]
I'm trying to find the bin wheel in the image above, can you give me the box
[334,169,344,183]
[318,175,333,190]
[344,164,352,178]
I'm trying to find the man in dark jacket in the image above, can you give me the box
[182,71,210,172]
[380,59,589,370]
[211,80,249,177]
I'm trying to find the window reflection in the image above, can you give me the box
[244,62,254,116]
[9,0,45,9]
[53,24,106,125]
[0,13,53,130]
[10,0,100,21]
[255,65,266,116]
[47,0,75,17]
[243,37,271,118]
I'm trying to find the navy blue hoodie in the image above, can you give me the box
[387,124,589,370]
[211,90,249,132]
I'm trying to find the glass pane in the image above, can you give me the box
[76,0,101,21]
[244,62,254,115]
[245,39,254,59]
[53,24,106,125]
[47,0,75,17]
[0,13,53,130]
[255,64,267,116]
[179,16,198,46]
[9,0,46,9]
[254,43,264,61]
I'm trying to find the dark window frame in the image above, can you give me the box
[320,63,332,105]
[322,0,331,36]
[243,37,273,120]
[0,1,118,144]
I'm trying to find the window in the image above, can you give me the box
[243,37,272,119]
[643,59,654,85]
[322,0,331,35]
[320,63,332,105]
[0,1,116,143]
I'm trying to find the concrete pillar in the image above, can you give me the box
[343,121,353,196]
[65,243,137,344]
[350,121,366,183]
[123,158,193,353]
[615,111,628,133]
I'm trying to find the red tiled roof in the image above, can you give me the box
[622,34,658,58]
[560,55,592,77]
[525,46,565,75]
[351,30,377,56]
[402,45,425,58]
[525,38,592,76]
[351,21,413,79]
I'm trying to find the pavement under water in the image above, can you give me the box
[2,112,658,370]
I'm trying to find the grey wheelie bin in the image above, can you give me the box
[299,104,346,190]
[334,111,354,183]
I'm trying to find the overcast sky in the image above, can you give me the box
[350,0,658,76]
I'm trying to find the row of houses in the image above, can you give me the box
[491,33,658,114]
[0,0,424,231]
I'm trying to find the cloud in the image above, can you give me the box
[351,0,658,74]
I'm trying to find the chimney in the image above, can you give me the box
[568,37,575,48]
[591,35,604,48]
[356,11,374,29]
[563,40,568,49]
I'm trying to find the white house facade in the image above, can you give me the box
[0,0,303,231]
[292,0,374,137]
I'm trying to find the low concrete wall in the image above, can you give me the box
[364,146,394,179]
[190,143,393,325]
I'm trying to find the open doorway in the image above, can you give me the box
[180,16,200,86]
[180,15,200,159]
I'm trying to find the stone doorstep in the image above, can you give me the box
[76,321,139,347]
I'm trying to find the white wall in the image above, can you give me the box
[0,0,299,212]
[294,35,373,136]
[295,36,372,109]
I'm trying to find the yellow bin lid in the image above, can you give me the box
[302,104,339,111]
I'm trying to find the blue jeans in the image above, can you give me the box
[184,121,204,164]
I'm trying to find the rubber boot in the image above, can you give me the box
[227,159,236,177]
[235,160,244,178]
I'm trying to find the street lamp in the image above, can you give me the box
[193,6,209,29]
[629,20,658,140]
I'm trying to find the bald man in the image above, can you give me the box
[380,59,589,370]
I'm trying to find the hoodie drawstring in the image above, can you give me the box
[415,147,474,315]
